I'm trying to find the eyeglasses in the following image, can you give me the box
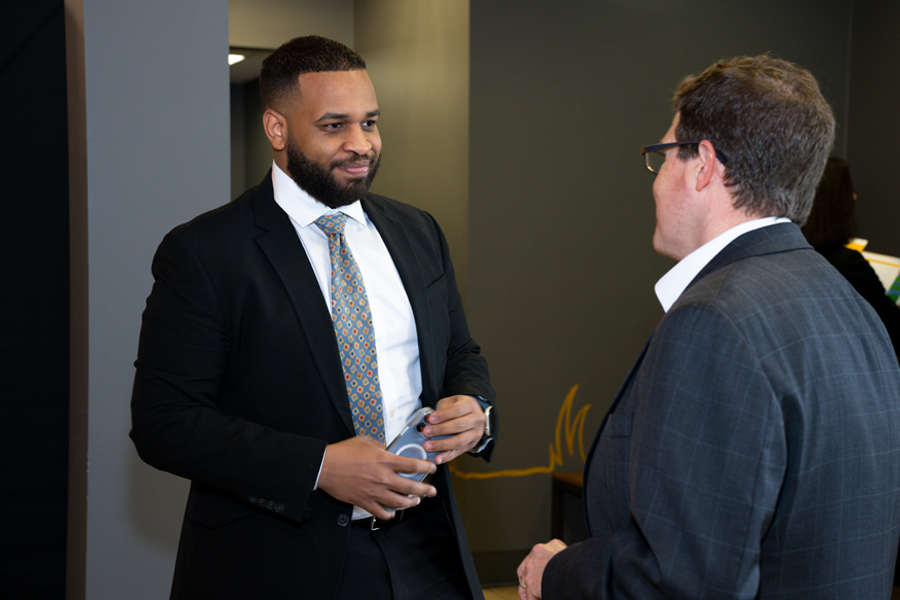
[641,141,729,174]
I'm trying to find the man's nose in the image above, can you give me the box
[343,125,374,155]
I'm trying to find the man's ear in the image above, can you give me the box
[263,109,287,152]
[694,139,720,192]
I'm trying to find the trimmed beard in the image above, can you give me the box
[285,138,380,209]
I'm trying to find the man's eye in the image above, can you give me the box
[323,123,343,130]
[362,120,377,129]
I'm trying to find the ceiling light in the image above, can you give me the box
[228,53,246,66]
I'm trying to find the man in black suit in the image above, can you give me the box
[130,35,495,600]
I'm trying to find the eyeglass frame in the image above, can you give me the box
[640,141,729,174]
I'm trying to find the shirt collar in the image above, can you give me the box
[271,161,366,228]
[654,216,791,312]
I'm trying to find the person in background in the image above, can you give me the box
[517,55,900,599]
[130,35,496,600]
[802,156,900,357]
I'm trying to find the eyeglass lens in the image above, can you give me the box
[646,150,667,174]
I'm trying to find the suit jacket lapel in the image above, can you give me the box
[581,332,652,534]
[362,196,438,407]
[584,334,651,468]
[250,173,355,436]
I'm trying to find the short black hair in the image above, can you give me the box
[259,35,366,111]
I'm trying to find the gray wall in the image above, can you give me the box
[66,0,229,598]
[465,0,853,557]
[847,1,900,258]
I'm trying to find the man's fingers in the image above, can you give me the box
[362,474,436,518]
[363,502,398,521]
[362,492,417,520]
[427,395,482,426]
[318,436,437,510]
[386,472,437,499]
[514,540,567,600]
[424,427,484,463]
[384,454,436,477]
[427,401,466,423]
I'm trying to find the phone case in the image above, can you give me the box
[385,407,449,480]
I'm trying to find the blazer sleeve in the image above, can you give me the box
[543,303,786,599]
[130,229,326,523]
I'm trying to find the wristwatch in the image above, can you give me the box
[482,405,493,437]
[470,396,494,454]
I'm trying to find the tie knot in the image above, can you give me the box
[315,213,348,237]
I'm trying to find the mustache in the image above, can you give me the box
[330,153,378,170]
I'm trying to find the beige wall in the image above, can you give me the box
[229,0,354,49]
[355,0,471,299]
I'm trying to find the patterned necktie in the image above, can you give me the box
[315,213,385,443]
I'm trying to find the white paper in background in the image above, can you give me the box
[862,251,900,306]
[846,238,900,306]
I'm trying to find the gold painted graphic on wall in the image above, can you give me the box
[449,384,591,480]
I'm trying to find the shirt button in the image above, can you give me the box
[390,410,395,417]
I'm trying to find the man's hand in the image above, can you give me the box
[317,436,437,520]
[516,539,567,599]
[421,395,487,464]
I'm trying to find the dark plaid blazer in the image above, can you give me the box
[545,223,900,599]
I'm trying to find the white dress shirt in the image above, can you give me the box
[655,217,791,312]
[272,163,422,518]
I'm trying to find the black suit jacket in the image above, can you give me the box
[815,243,900,355]
[131,173,495,599]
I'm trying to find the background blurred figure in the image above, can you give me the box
[802,156,900,357]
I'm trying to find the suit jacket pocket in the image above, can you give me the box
[184,487,257,529]
[586,412,633,533]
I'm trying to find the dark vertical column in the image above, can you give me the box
[847,1,900,258]
[0,1,70,598]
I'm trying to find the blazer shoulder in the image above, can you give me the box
[363,192,439,229]
[164,178,273,244]
[683,223,815,301]
[679,247,825,309]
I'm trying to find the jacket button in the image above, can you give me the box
[275,504,285,514]
[337,514,350,526]
[257,497,266,506]
[248,496,257,504]
[266,501,275,510]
